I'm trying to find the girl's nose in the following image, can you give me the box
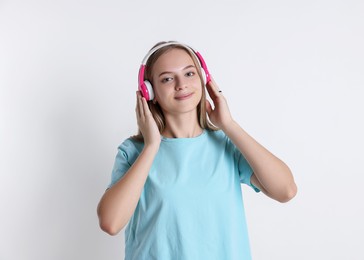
[175,76,187,91]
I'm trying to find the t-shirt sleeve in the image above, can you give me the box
[225,133,260,193]
[108,139,141,189]
[237,152,260,192]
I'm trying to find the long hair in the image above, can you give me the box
[133,41,218,141]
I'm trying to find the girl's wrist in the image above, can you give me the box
[144,141,161,153]
[220,118,235,133]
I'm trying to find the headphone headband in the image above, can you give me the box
[141,41,202,67]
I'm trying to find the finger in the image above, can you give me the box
[206,76,221,100]
[141,95,151,117]
[135,91,140,118]
[210,76,222,95]
[205,100,213,116]
[137,92,144,119]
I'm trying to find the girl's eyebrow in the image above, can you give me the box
[158,65,195,77]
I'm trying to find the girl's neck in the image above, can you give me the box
[162,112,203,138]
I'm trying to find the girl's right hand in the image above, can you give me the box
[135,91,161,149]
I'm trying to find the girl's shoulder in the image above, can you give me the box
[206,129,228,141]
[117,136,144,155]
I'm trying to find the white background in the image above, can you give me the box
[1,0,363,259]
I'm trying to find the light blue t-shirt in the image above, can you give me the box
[109,129,260,260]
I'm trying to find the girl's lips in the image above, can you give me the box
[175,93,193,100]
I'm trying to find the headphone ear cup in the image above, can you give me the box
[200,67,207,85]
[144,80,154,101]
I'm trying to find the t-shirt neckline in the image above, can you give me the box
[161,129,207,142]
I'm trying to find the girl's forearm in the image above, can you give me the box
[223,120,297,202]
[97,144,159,235]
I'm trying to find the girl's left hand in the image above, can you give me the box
[205,77,234,131]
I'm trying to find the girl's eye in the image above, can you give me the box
[186,71,195,77]
[161,77,173,83]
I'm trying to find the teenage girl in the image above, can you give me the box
[97,41,297,260]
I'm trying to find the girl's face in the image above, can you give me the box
[151,48,203,116]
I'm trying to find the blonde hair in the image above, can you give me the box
[133,41,218,141]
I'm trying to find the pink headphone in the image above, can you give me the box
[138,41,211,101]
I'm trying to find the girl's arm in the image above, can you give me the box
[223,121,297,202]
[205,79,297,203]
[97,92,161,235]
